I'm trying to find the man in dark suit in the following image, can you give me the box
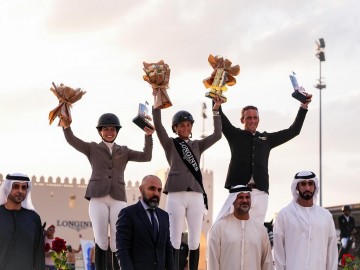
[338,205,356,265]
[116,175,174,270]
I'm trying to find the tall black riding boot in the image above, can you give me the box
[112,252,120,270]
[95,244,107,270]
[189,247,200,270]
[172,247,180,270]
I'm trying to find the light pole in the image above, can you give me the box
[315,38,326,206]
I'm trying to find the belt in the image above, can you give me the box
[247,183,257,189]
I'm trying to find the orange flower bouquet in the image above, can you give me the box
[143,60,172,109]
[49,82,86,128]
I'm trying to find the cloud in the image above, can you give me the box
[44,0,143,32]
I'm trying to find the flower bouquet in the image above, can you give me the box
[49,82,86,128]
[143,60,172,109]
[45,237,70,270]
[203,54,240,103]
[341,253,360,269]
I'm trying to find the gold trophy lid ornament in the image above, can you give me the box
[143,60,172,109]
[203,54,240,102]
[48,82,86,128]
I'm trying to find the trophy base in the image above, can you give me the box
[205,91,227,103]
[292,91,307,103]
[132,116,154,130]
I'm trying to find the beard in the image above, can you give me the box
[239,203,250,212]
[142,190,160,208]
[234,203,250,214]
[298,190,314,201]
[7,193,25,205]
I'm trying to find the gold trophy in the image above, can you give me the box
[143,60,172,109]
[203,54,240,102]
[132,101,154,130]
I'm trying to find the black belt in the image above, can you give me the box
[247,183,257,189]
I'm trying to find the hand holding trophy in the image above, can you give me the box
[143,60,172,109]
[289,71,309,103]
[48,82,86,128]
[132,101,154,131]
[203,54,240,102]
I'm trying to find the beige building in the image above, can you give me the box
[0,169,214,269]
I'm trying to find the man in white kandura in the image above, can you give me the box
[273,170,338,270]
[207,185,273,270]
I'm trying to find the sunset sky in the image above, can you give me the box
[1,0,359,220]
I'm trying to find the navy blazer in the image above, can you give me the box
[116,201,174,270]
[338,214,355,238]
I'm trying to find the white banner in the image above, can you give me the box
[80,239,95,270]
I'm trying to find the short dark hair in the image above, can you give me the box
[241,105,258,120]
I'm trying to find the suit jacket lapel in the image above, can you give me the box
[99,141,111,156]
[112,144,121,155]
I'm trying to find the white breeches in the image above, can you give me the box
[341,237,351,249]
[89,194,127,251]
[249,189,269,224]
[166,191,204,250]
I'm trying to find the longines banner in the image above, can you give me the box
[56,220,92,232]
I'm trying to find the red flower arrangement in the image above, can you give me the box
[45,237,70,270]
[342,253,360,270]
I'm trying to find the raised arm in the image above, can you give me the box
[198,101,222,152]
[127,134,153,162]
[152,108,172,149]
[63,126,91,156]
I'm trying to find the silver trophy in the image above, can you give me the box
[289,71,307,103]
[132,101,154,130]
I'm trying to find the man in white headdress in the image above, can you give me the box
[273,171,337,270]
[207,185,273,270]
[0,173,45,270]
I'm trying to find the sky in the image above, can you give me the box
[1,0,359,221]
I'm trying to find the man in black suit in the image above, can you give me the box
[338,205,356,265]
[116,175,174,270]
